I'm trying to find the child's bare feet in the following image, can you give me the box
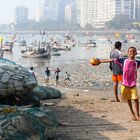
[131,115,140,121]
[116,99,120,102]
[111,99,120,102]
[131,114,137,121]
[136,116,140,121]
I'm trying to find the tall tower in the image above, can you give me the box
[65,1,77,23]
[35,4,44,22]
[114,0,131,17]
[43,0,58,21]
[132,0,140,20]
[15,6,29,24]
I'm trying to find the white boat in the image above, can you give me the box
[52,42,71,51]
[86,40,97,47]
[2,42,13,51]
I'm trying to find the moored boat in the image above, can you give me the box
[86,40,97,47]
[21,47,50,58]
[2,42,13,51]
[18,40,26,46]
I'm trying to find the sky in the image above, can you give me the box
[0,0,44,24]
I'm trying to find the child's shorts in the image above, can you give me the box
[112,75,122,82]
[121,85,138,100]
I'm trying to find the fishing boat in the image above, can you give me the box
[86,40,97,47]
[2,42,13,51]
[21,47,50,58]
[18,40,26,46]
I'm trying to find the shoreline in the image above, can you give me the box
[1,30,140,35]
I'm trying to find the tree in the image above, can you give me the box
[105,14,133,29]
[84,23,93,30]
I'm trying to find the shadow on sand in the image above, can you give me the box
[49,105,127,140]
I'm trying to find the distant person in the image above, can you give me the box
[65,71,71,82]
[0,50,3,58]
[9,42,13,52]
[45,67,50,83]
[29,67,36,79]
[109,41,123,102]
[55,67,61,85]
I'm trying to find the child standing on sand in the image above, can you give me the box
[93,47,140,121]
[55,67,61,85]
[110,41,123,102]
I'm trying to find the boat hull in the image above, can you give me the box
[22,51,50,58]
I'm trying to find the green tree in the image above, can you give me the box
[84,23,93,30]
[105,14,133,29]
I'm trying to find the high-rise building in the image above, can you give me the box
[65,1,77,23]
[65,4,72,22]
[15,6,29,24]
[57,0,69,23]
[43,0,58,21]
[35,4,44,22]
[132,0,140,20]
[77,0,97,27]
[76,0,81,24]
[135,0,140,20]
[77,0,132,28]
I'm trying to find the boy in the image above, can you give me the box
[110,41,123,102]
[65,71,71,82]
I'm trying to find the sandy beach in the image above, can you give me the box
[34,61,140,140]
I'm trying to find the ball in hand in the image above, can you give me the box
[90,58,100,66]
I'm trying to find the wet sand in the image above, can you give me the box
[36,61,113,90]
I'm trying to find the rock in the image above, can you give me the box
[0,106,59,140]
[0,58,38,105]
[33,86,62,100]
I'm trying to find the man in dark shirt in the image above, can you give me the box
[110,41,123,102]
[55,68,61,85]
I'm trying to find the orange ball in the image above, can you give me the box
[90,58,100,66]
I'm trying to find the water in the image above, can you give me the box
[1,34,140,68]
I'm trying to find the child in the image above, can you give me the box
[45,67,50,83]
[110,41,123,102]
[55,67,61,85]
[95,47,140,121]
[29,67,36,79]
[65,71,71,82]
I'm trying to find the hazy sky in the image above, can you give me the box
[0,0,44,24]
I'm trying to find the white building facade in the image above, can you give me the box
[65,2,77,23]
[77,0,132,28]
[35,4,44,22]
